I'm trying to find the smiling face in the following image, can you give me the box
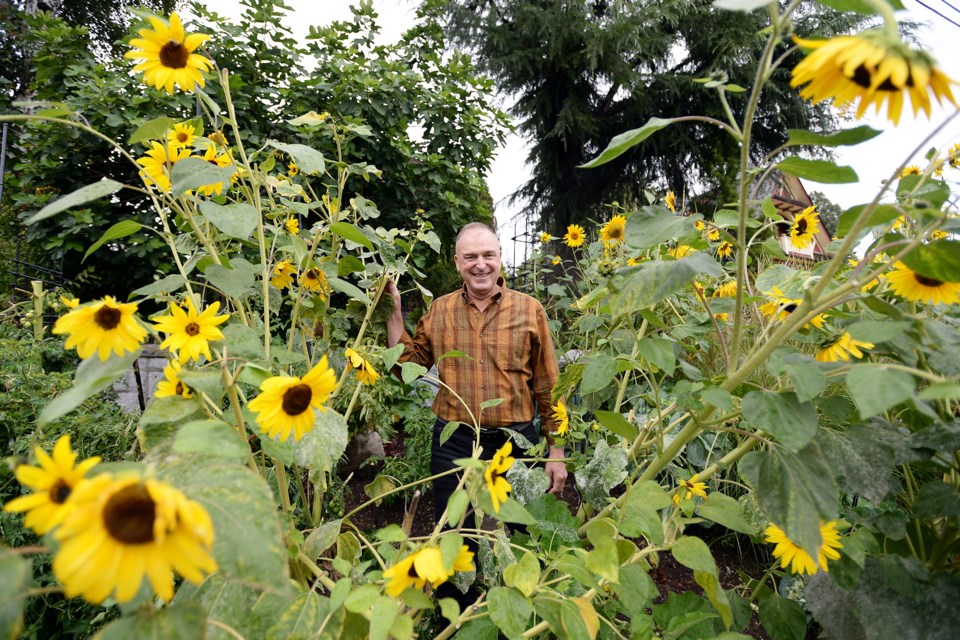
[454,227,502,301]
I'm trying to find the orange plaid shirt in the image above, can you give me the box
[397,278,560,437]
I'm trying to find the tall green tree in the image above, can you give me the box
[420,0,856,234]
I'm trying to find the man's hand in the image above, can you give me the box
[384,279,404,348]
[545,446,567,495]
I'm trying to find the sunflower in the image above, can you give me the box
[287,162,299,177]
[668,244,696,259]
[167,123,197,149]
[815,332,874,363]
[764,521,843,576]
[3,435,100,535]
[345,347,380,386]
[627,256,643,266]
[383,550,427,597]
[125,12,212,94]
[600,215,627,244]
[564,224,587,248]
[789,206,820,250]
[695,220,720,242]
[52,474,216,604]
[540,232,553,243]
[949,143,960,169]
[270,260,296,290]
[155,360,193,398]
[886,261,960,305]
[195,144,232,196]
[53,296,147,361]
[758,287,826,329]
[712,280,737,298]
[713,312,729,322]
[716,241,734,260]
[248,356,337,442]
[672,474,708,505]
[59,295,79,309]
[551,256,562,266]
[898,165,922,178]
[665,191,676,213]
[791,32,957,127]
[152,298,229,363]
[284,218,300,235]
[136,141,193,192]
[300,268,330,298]
[551,400,570,436]
[484,441,514,513]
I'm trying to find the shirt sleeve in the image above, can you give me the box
[531,301,561,442]
[396,304,437,373]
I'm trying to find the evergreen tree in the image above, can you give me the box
[420,0,858,234]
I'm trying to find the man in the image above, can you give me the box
[385,221,567,527]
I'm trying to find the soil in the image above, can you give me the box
[342,438,777,639]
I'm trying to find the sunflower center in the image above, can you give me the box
[914,273,943,287]
[176,132,189,143]
[103,484,156,544]
[159,40,190,69]
[795,218,807,234]
[175,382,185,395]
[49,479,71,504]
[782,303,797,313]
[94,306,122,330]
[185,322,201,336]
[282,384,313,416]
[850,65,873,88]
[407,563,420,579]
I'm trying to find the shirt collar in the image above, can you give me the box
[459,277,507,305]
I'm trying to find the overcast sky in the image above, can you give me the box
[191,0,960,264]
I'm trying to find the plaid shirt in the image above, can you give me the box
[397,278,560,437]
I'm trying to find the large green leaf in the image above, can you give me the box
[636,338,676,375]
[330,221,375,250]
[846,365,916,418]
[266,592,331,640]
[901,240,960,283]
[671,536,731,629]
[294,409,349,481]
[25,179,124,223]
[83,220,142,261]
[608,254,724,316]
[579,118,675,168]
[94,602,206,640]
[768,351,826,403]
[576,439,628,509]
[266,141,326,175]
[776,157,858,183]
[835,203,902,237]
[624,207,694,249]
[526,494,580,552]
[205,257,259,299]
[741,391,818,451]
[173,574,293,640]
[758,593,806,640]
[815,425,899,504]
[160,461,289,591]
[740,443,838,556]
[130,274,187,299]
[487,587,532,640]
[174,420,249,463]
[698,492,757,535]
[814,0,904,13]
[128,116,178,144]
[170,157,237,198]
[199,202,260,240]
[328,277,372,305]
[580,353,618,394]
[39,349,141,426]
[593,410,639,441]
[0,548,30,640]
[786,126,881,147]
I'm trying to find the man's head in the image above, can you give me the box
[454,222,502,300]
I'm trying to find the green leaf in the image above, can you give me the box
[39,350,141,426]
[266,592,329,640]
[128,116,177,144]
[608,254,724,316]
[503,552,540,598]
[846,365,916,418]
[579,118,675,168]
[526,494,581,552]
[328,277,372,305]
[615,564,657,616]
[338,255,366,276]
[198,202,260,240]
[161,462,288,591]
[205,257,259,299]
[170,157,237,198]
[400,362,428,384]
[221,324,264,360]
[761,198,779,219]
[914,482,960,519]
[836,203,902,237]
[130,274,187,298]
[345,585,381,613]
[83,220,142,262]
[786,126,882,147]
[815,424,899,504]
[741,391,818,451]
[636,338,676,375]
[94,602,207,640]
[714,0,774,11]
[26,179,124,223]
[576,439,628,509]
[758,594,806,640]
[330,221,375,250]
[919,382,960,401]
[776,157,858,184]
[381,344,405,371]
[624,207,694,249]
[439,420,460,446]
[901,240,960,283]
[294,409,349,479]
[580,353,618,395]
[593,410,639,440]
[700,386,734,412]
[177,370,224,400]
[740,444,837,557]
[303,519,343,560]
[487,587,532,640]
[0,548,30,640]
[174,420,249,462]
[814,0,905,13]
[671,537,732,629]
[698,492,757,535]
[266,141,326,175]
[848,320,912,344]
[480,398,505,410]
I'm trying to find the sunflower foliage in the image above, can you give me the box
[3,1,960,639]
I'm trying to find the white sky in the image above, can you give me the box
[189,0,960,264]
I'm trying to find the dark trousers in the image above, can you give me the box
[430,418,539,610]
